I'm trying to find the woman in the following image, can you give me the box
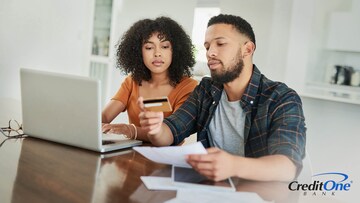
[102,16,197,142]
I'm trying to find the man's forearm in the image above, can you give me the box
[235,154,297,182]
[148,123,174,146]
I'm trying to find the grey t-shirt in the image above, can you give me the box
[209,90,246,156]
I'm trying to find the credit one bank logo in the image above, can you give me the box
[288,172,353,196]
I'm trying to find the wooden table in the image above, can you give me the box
[0,137,301,203]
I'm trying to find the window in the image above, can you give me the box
[191,7,220,63]
[191,7,220,79]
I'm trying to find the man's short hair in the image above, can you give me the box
[208,14,256,47]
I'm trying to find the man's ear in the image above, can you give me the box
[243,41,255,57]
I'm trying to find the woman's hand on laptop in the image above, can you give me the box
[102,123,132,138]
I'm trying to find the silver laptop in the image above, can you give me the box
[20,68,142,152]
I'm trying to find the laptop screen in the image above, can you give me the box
[20,68,102,150]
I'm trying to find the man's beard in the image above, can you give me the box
[210,55,244,84]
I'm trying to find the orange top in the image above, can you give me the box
[112,76,198,126]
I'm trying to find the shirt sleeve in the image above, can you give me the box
[164,79,203,145]
[112,76,133,111]
[267,91,306,177]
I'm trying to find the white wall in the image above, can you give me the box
[0,0,94,123]
[220,0,293,82]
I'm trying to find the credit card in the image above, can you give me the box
[143,96,172,112]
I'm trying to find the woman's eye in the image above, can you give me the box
[162,45,169,49]
[144,46,153,50]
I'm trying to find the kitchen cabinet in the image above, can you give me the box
[327,28,360,54]
[326,1,360,52]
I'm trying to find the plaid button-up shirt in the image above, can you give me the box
[164,65,306,173]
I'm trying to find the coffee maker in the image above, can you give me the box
[331,65,354,86]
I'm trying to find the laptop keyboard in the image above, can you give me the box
[102,133,128,145]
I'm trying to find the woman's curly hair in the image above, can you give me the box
[116,16,195,86]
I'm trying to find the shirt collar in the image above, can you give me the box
[240,64,261,108]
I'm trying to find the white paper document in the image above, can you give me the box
[140,176,178,191]
[165,189,269,203]
[133,142,207,168]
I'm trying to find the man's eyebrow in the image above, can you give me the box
[204,37,226,46]
[214,37,226,40]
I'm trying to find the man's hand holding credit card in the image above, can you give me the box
[143,96,172,112]
[138,96,173,145]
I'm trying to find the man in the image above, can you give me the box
[138,14,306,182]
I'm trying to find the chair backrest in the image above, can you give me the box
[297,150,314,183]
